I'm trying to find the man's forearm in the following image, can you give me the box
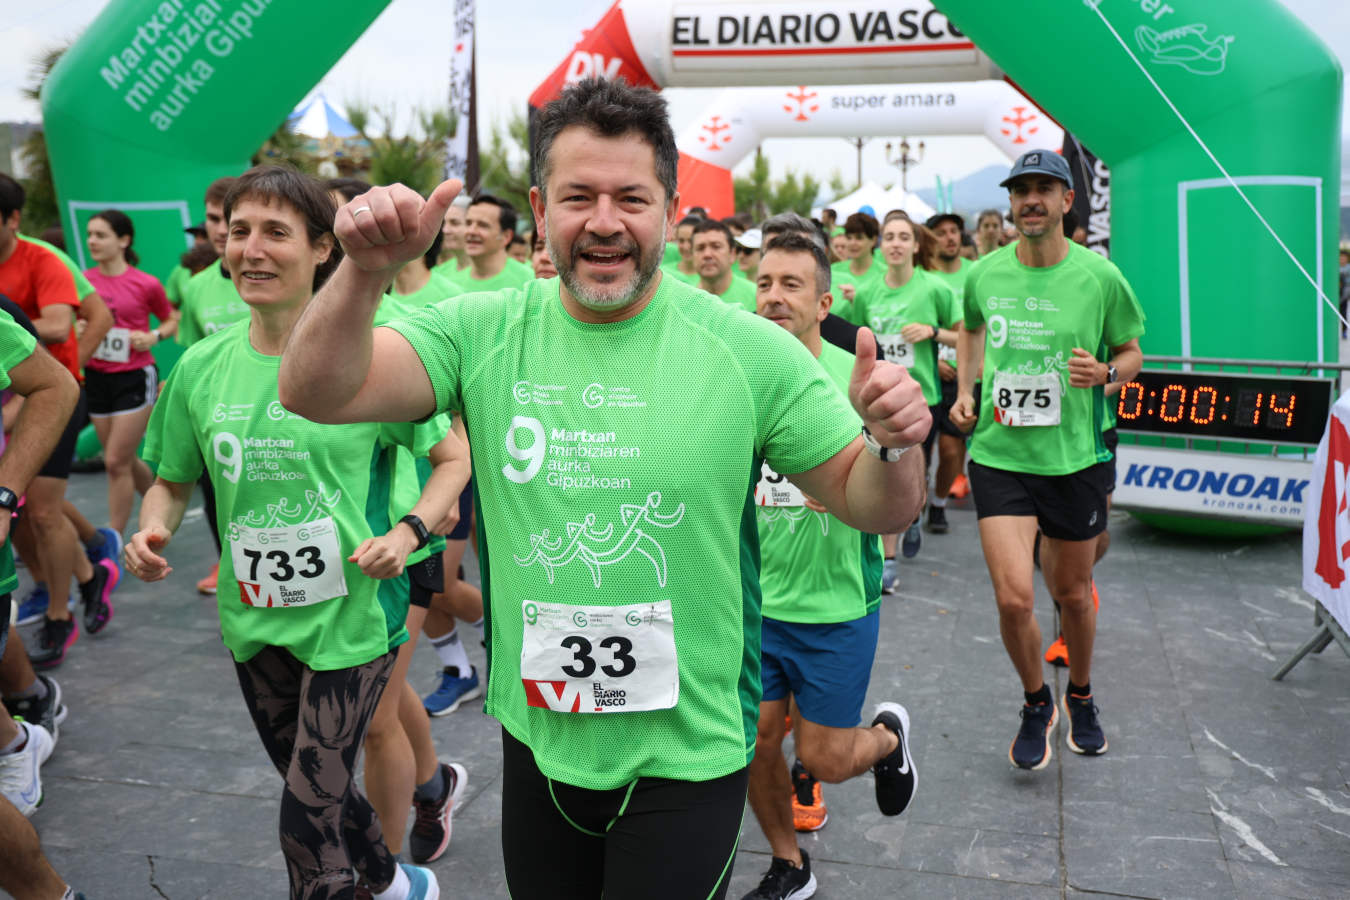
[956,327,983,397]
[1111,347,1144,385]
[279,258,390,418]
[77,295,113,366]
[139,478,194,536]
[842,444,926,535]
[0,381,77,492]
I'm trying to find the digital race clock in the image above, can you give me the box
[1114,370,1333,446]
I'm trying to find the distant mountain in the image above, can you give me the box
[914,164,1009,219]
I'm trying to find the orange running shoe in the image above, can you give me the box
[196,562,218,596]
[949,473,970,499]
[1045,634,1070,667]
[1091,579,1100,613]
[790,759,828,832]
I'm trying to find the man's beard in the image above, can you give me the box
[547,219,662,313]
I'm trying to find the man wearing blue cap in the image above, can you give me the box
[950,150,1146,771]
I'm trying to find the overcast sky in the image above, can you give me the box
[2,0,1345,196]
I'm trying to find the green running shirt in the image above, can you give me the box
[704,275,757,313]
[440,257,532,293]
[962,243,1145,476]
[177,263,247,347]
[756,341,881,624]
[853,268,957,406]
[0,310,37,596]
[387,274,859,789]
[830,258,883,325]
[149,325,431,670]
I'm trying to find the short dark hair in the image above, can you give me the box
[91,209,140,267]
[468,192,518,238]
[843,212,879,240]
[676,215,703,231]
[224,166,342,291]
[0,174,24,221]
[821,208,837,221]
[533,77,677,202]
[180,242,219,275]
[204,176,237,208]
[760,212,827,253]
[326,177,373,204]
[977,209,1004,228]
[762,231,831,294]
[38,226,65,251]
[692,218,734,249]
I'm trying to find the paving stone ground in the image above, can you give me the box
[9,470,1350,899]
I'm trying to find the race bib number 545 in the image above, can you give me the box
[521,600,678,713]
[229,516,346,608]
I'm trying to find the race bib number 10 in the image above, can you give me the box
[93,327,131,364]
[520,600,678,713]
[992,370,1061,427]
[229,516,346,608]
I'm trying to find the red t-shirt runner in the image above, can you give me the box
[0,239,81,378]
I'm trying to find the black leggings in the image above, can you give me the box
[500,727,747,900]
[235,646,397,900]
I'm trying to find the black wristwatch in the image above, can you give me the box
[0,487,17,512]
[399,514,431,550]
[1106,363,1119,385]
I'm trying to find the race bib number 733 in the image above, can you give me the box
[520,600,678,713]
[228,516,346,608]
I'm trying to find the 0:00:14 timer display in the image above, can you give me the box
[1117,382,1294,429]
[1109,370,1332,445]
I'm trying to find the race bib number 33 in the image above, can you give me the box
[520,600,678,713]
[229,516,346,608]
[992,370,1061,427]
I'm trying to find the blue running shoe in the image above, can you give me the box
[402,863,440,899]
[881,558,897,594]
[16,583,49,626]
[901,521,922,558]
[423,665,482,717]
[86,527,123,574]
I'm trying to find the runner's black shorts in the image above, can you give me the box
[500,727,745,900]
[447,480,474,541]
[407,551,443,610]
[1103,427,1119,494]
[85,365,157,417]
[935,377,965,438]
[38,387,87,480]
[968,459,1112,541]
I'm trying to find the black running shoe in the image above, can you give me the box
[925,505,948,533]
[1063,691,1109,756]
[870,702,917,816]
[741,850,817,900]
[28,617,77,670]
[2,674,67,742]
[79,558,118,635]
[1009,700,1058,770]
[901,521,922,558]
[409,761,467,863]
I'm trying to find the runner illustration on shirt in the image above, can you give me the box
[514,491,685,588]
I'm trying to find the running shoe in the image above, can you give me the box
[901,521,922,558]
[948,473,970,499]
[743,849,816,900]
[0,720,53,816]
[401,863,440,900]
[423,665,482,717]
[925,504,948,534]
[871,702,917,816]
[409,761,468,864]
[881,557,897,594]
[196,562,218,595]
[85,526,123,573]
[1044,634,1070,668]
[80,558,119,635]
[28,617,77,670]
[790,759,827,832]
[1063,690,1108,756]
[3,675,67,743]
[15,583,49,626]
[1009,700,1058,770]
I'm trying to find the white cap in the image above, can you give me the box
[736,228,763,250]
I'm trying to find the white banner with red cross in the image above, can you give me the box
[1301,391,1350,635]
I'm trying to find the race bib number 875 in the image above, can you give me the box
[992,370,1061,427]
[520,600,678,713]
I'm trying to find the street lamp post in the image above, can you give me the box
[885,137,925,193]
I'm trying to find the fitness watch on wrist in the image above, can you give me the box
[398,514,431,550]
[0,487,17,512]
[1106,363,1119,385]
[861,425,910,463]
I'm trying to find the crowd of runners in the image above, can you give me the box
[0,77,1143,900]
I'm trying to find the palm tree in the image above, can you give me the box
[16,43,68,235]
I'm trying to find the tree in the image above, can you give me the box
[733,150,821,220]
[252,119,318,174]
[475,111,532,218]
[827,168,849,201]
[347,102,452,196]
[17,44,67,236]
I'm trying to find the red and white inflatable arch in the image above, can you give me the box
[529,0,1056,215]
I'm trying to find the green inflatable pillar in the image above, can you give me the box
[934,0,1342,366]
[41,0,392,286]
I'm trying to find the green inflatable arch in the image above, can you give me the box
[42,0,392,460]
